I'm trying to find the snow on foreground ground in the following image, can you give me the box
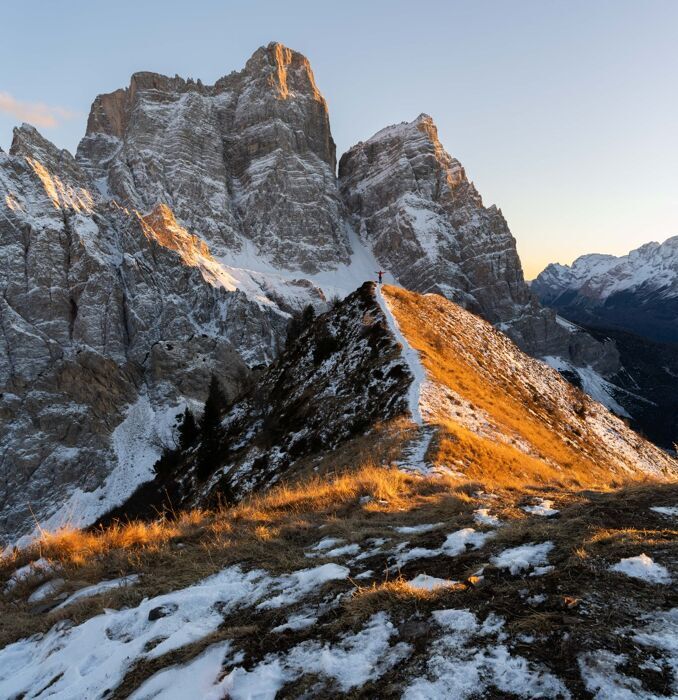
[0,482,677,698]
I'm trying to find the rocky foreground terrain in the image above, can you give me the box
[0,284,675,699]
[0,41,625,544]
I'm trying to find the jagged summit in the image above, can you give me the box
[338,114,616,371]
[77,41,343,270]
[10,123,69,160]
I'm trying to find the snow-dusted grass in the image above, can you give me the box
[579,607,678,699]
[4,557,54,590]
[394,528,494,567]
[129,642,240,700]
[132,612,409,699]
[306,536,362,559]
[407,574,458,591]
[381,285,676,485]
[0,563,349,699]
[473,508,501,526]
[610,554,671,585]
[651,505,678,517]
[27,577,64,603]
[1,454,675,698]
[393,523,444,534]
[54,575,140,610]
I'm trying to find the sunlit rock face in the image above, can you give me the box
[340,115,529,320]
[0,43,621,543]
[0,125,276,543]
[338,115,616,368]
[77,42,349,274]
[76,44,612,365]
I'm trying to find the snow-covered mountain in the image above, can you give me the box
[533,236,678,342]
[0,41,627,544]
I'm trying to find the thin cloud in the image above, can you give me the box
[0,91,78,128]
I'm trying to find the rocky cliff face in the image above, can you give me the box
[533,236,678,343]
[338,115,616,369]
[0,124,283,544]
[76,46,615,372]
[339,116,528,320]
[76,42,349,274]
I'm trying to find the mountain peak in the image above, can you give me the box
[10,123,56,158]
[244,41,325,105]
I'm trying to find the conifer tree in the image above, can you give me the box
[301,303,316,327]
[177,407,199,450]
[285,304,316,348]
[196,376,227,480]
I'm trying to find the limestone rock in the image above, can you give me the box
[77,42,349,274]
[338,114,617,370]
[0,124,270,542]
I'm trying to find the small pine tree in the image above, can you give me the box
[301,303,316,327]
[177,407,199,450]
[285,304,316,348]
[201,376,227,433]
[196,376,228,480]
[153,446,180,479]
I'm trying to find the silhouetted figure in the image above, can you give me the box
[375,270,385,284]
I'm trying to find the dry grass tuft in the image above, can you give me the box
[346,576,467,620]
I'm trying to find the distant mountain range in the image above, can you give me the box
[533,236,678,343]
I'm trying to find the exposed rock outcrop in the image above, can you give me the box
[77,42,349,274]
[0,124,274,543]
[338,115,617,371]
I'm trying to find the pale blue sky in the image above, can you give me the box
[1,0,676,277]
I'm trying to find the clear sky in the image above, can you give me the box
[1,0,676,278]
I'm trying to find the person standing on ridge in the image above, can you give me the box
[375,270,385,284]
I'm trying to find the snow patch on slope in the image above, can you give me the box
[376,286,425,425]
[542,355,632,418]
[610,554,671,585]
[12,395,182,549]
[404,608,570,699]
[491,542,554,575]
[394,528,494,567]
[217,223,395,309]
[133,611,409,699]
[0,563,349,699]
[579,609,678,699]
